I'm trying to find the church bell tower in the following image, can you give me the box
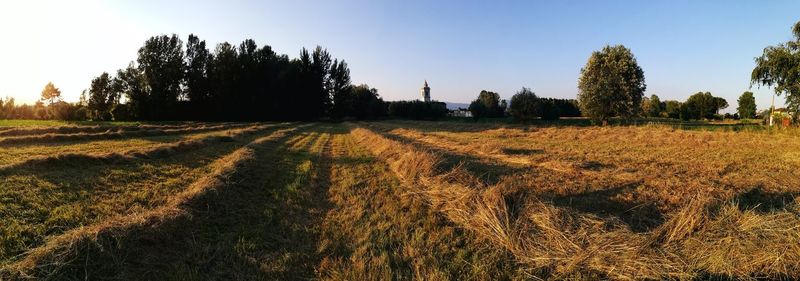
[420,80,431,102]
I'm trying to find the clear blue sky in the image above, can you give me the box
[1,0,798,112]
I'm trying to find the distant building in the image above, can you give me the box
[420,80,431,102]
[450,108,472,118]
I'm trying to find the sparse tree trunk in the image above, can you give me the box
[601,118,608,126]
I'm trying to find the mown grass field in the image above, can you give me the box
[0,120,798,280]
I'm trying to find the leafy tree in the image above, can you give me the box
[40,82,62,105]
[207,42,238,120]
[641,96,651,117]
[88,72,115,120]
[713,97,729,114]
[137,34,185,120]
[664,100,682,119]
[577,45,646,125]
[329,59,353,118]
[468,100,488,119]
[115,63,149,120]
[751,21,800,121]
[61,34,357,122]
[648,94,663,117]
[737,91,757,119]
[185,34,212,116]
[331,84,386,120]
[682,92,728,120]
[309,46,333,118]
[509,87,541,122]
[469,90,503,119]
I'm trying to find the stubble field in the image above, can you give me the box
[0,121,798,280]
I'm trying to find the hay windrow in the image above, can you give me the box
[1,126,300,280]
[0,123,252,145]
[349,124,800,280]
[0,123,203,137]
[0,124,283,172]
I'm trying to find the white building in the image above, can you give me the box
[420,80,431,102]
[450,108,473,118]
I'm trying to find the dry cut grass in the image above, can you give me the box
[0,123,251,145]
[350,122,800,280]
[2,121,799,280]
[1,126,303,280]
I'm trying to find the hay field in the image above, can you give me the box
[1,121,798,280]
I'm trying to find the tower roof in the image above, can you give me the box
[424,80,429,87]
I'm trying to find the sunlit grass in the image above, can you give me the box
[2,121,799,280]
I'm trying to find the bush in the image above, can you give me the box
[468,90,505,119]
[509,88,541,123]
[468,100,488,120]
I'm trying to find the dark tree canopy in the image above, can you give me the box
[664,100,682,119]
[387,101,448,120]
[87,72,115,120]
[751,21,800,120]
[509,87,540,122]
[577,45,646,125]
[647,94,663,117]
[737,91,757,119]
[329,59,352,118]
[681,92,728,120]
[469,90,505,119]
[136,34,185,120]
[185,34,212,110]
[331,84,386,120]
[68,34,382,122]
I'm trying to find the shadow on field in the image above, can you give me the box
[377,119,766,134]
[541,181,665,232]
[0,129,280,265]
[372,129,530,186]
[734,188,799,213]
[501,148,544,155]
[7,125,346,280]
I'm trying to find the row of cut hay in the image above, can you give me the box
[0,123,207,137]
[0,123,251,145]
[0,125,304,280]
[366,123,533,167]
[348,125,800,280]
[372,122,800,212]
[0,124,284,172]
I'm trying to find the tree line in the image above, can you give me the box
[4,20,798,125]
[465,20,798,125]
[87,34,361,121]
[571,21,799,125]
[0,33,455,122]
[466,89,581,121]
